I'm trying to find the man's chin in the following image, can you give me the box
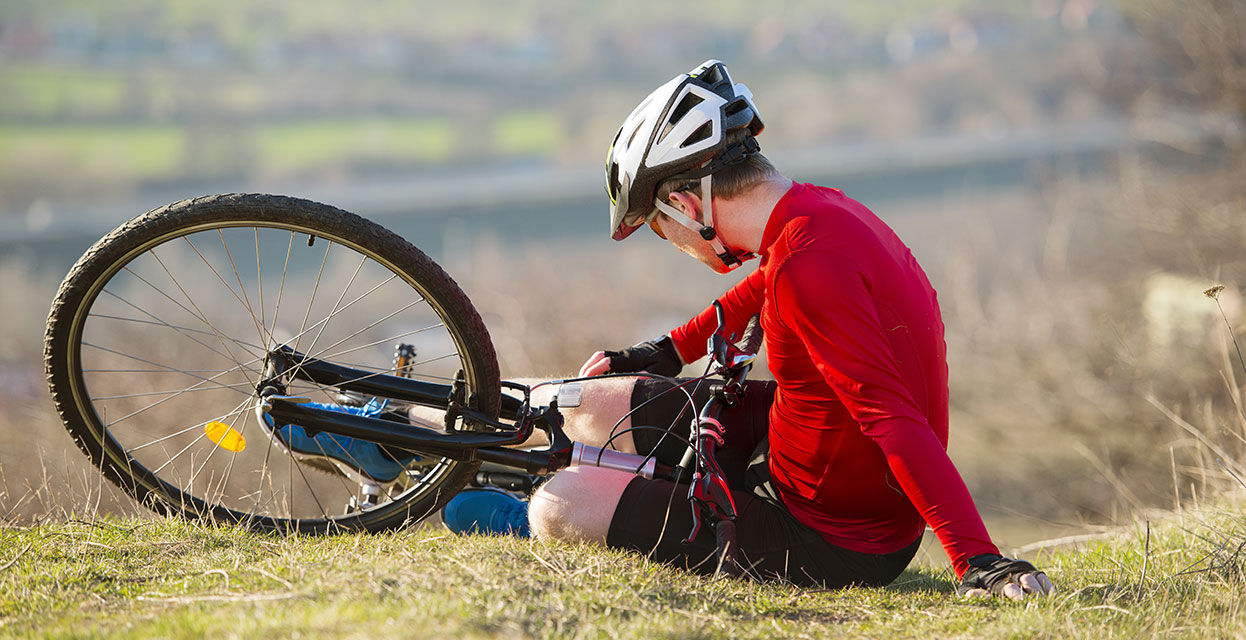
[703,259,732,275]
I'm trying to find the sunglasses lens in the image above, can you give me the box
[649,216,666,239]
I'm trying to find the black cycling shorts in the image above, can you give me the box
[606,377,919,588]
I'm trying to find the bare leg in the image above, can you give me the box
[528,466,634,543]
[519,377,639,453]
[412,376,645,543]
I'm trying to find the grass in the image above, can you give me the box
[0,115,465,201]
[0,67,127,119]
[0,124,186,182]
[492,112,562,158]
[253,117,458,171]
[0,504,1244,638]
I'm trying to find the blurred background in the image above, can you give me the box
[2,0,1243,553]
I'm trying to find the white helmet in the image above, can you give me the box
[605,60,764,264]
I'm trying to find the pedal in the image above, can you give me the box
[346,482,382,513]
[393,343,417,378]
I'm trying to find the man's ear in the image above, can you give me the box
[667,191,702,221]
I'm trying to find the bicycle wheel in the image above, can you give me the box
[45,193,501,533]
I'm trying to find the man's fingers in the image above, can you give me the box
[1001,582,1024,601]
[963,588,990,599]
[1019,573,1042,593]
[1037,573,1055,595]
[578,352,610,378]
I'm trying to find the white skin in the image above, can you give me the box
[528,175,1054,599]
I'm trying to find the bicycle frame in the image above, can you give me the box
[255,305,760,577]
[255,344,678,480]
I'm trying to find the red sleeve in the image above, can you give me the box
[669,268,765,364]
[773,251,997,576]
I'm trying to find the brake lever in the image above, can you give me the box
[682,448,739,544]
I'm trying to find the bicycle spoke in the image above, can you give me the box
[288,452,333,523]
[255,229,266,349]
[150,430,211,475]
[147,250,254,374]
[270,273,405,370]
[109,272,266,361]
[293,239,334,356]
[215,228,276,351]
[80,344,256,428]
[300,253,368,368]
[94,382,255,401]
[298,295,422,364]
[88,311,266,354]
[267,230,296,353]
[82,341,259,389]
[315,320,444,363]
[84,368,258,374]
[185,234,267,342]
[185,400,247,501]
[124,402,250,454]
[255,410,280,516]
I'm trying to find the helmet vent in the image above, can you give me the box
[725,98,748,117]
[699,64,725,86]
[669,93,704,124]
[683,122,713,147]
[658,93,704,144]
[626,120,645,149]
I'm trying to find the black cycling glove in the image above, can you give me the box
[604,335,682,377]
[956,553,1044,596]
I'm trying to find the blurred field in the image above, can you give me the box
[2,0,1244,582]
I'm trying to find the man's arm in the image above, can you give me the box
[669,267,765,363]
[579,268,764,377]
[773,251,1050,596]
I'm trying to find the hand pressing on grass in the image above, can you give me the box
[957,554,1055,601]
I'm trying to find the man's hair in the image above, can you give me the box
[653,129,778,217]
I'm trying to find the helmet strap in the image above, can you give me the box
[652,173,753,269]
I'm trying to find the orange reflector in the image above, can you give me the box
[205,421,246,452]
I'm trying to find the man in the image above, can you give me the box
[444,60,1054,599]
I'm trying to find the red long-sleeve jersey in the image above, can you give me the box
[670,182,997,576]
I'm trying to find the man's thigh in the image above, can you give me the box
[628,378,776,485]
[509,376,641,453]
[605,476,919,589]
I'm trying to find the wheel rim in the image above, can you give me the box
[64,216,486,528]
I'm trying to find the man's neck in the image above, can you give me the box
[715,176,794,255]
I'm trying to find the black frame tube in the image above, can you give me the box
[280,348,525,420]
[266,400,525,459]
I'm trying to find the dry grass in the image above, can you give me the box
[935,153,1246,526]
[4,499,1246,638]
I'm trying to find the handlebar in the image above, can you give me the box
[676,302,762,579]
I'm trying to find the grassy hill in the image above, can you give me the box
[2,503,1243,638]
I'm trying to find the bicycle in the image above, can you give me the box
[44,193,763,577]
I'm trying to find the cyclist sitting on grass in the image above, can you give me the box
[440,59,1054,599]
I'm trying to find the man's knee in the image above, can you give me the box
[528,466,634,544]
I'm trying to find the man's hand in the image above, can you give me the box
[578,336,682,378]
[958,554,1055,601]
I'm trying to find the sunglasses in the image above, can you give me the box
[648,214,666,239]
